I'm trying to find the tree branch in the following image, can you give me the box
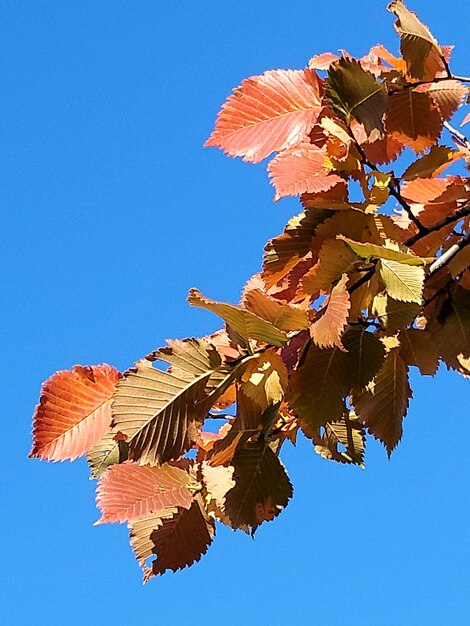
[443,120,470,152]
[404,204,470,246]
[427,231,470,276]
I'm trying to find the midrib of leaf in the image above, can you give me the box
[381,260,422,302]
[351,85,384,115]
[231,445,269,525]
[47,396,111,448]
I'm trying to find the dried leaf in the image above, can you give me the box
[30,364,121,462]
[205,69,322,163]
[354,348,412,455]
[96,461,194,524]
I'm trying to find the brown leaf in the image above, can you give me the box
[301,239,358,295]
[311,411,366,467]
[415,80,467,121]
[95,461,194,524]
[402,146,459,181]
[310,274,351,349]
[353,348,412,455]
[433,287,470,376]
[399,329,440,375]
[205,69,322,163]
[30,364,121,462]
[342,327,386,392]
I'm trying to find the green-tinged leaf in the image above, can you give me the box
[402,146,459,181]
[287,343,351,428]
[342,327,386,391]
[262,209,332,288]
[130,497,215,582]
[354,348,412,456]
[301,239,358,295]
[188,288,288,347]
[243,288,309,331]
[326,58,387,140]
[379,258,425,304]
[372,293,421,330]
[388,0,443,80]
[310,273,351,349]
[338,235,428,265]
[400,328,440,375]
[86,431,128,479]
[224,441,293,533]
[311,412,366,467]
[112,339,243,466]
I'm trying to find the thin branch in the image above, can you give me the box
[404,204,470,246]
[450,74,470,83]
[349,267,376,295]
[428,232,470,276]
[443,120,470,152]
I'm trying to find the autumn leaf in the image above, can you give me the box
[188,288,288,347]
[399,328,440,375]
[95,461,195,524]
[311,412,366,467]
[342,327,386,391]
[354,348,412,455]
[29,364,121,462]
[223,441,293,533]
[378,258,425,304]
[301,239,358,295]
[402,146,459,181]
[287,342,351,428]
[243,288,309,331]
[385,90,443,153]
[433,287,470,376]
[130,497,215,581]
[372,293,421,330]
[268,143,344,200]
[86,431,128,479]
[388,0,443,80]
[337,236,428,266]
[326,58,387,140]
[205,69,322,163]
[310,273,351,349]
[415,80,467,122]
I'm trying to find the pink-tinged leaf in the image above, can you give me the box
[310,274,351,350]
[308,52,340,71]
[95,461,194,525]
[268,143,344,200]
[30,364,121,462]
[205,69,323,163]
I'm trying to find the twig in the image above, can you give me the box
[443,120,470,152]
[428,232,470,276]
[404,204,470,246]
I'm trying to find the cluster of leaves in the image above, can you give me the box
[30,1,470,582]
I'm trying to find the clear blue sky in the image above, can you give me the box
[2,2,470,624]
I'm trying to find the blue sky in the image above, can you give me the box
[2,1,470,624]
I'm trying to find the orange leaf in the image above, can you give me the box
[95,461,194,525]
[30,364,121,462]
[310,273,351,349]
[415,80,467,121]
[205,69,322,163]
[268,143,344,200]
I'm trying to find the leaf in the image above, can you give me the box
[354,348,412,455]
[400,329,440,375]
[224,441,293,533]
[308,52,340,70]
[86,431,128,479]
[95,461,195,524]
[338,236,428,266]
[326,58,387,140]
[112,339,236,466]
[301,239,358,295]
[379,258,425,304]
[201,463,238,527]
[130,497,215,581]
[29,364,121,462]
[287,343,351,428]
[188,288,288,347]
[243,288,309,331]
[402,146,459,181]
[372,293,421,330]
[240,349,288,409]
[313,412,366,467]
[268,143,344,200]
[262,209,332,287]
[385,90,442,153]
[415,80,468,122]
[388,0,443,80]
[205,69,322,163]
[342,327,386,391]
[310,273,351,349]
[434,287,470,376]
[361,133,404,165]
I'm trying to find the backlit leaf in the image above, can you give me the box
[402,146,458,181]
[400,328,440,375]
[433,287,470,376]
[313,412,366,467]
[310,273,351,349]
[243,288,309,331]
[385,90,443,153]
[354,348,412,455]
[372,292,421,330]
[30,364,121,462]
[378,258,425,303]
[342,327,386,391]
[326,58,387,140]
[205,69,322,163]
[301,239,358,294]
[268,143,344,200]
[188,288,288,347]
[96,461,194,524]
[339,236,428,265]
[86,431,128,479]
[224,441,293,533]
[388,0,443,80]
[415,80,467,122]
